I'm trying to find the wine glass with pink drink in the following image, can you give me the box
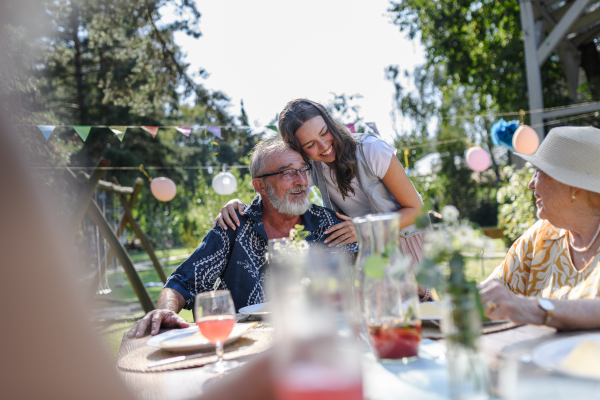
[194,290,239,373]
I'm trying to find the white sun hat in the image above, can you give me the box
[520,126,600,194]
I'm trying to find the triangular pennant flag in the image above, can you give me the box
[345,124,356,133]
[37,125,56,140]
[73,126,92,142]
[175,126,192,137]
[141,126,159,138]
[266,125,278,133]
[206,126,222,139]
[109,126,127,141]
[366,122,379,135]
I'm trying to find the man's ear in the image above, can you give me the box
[252,178,265,196]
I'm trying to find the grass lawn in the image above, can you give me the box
[128,247,193,264]
[93,247,195,361]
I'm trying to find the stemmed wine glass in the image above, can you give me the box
[194,290,239,373]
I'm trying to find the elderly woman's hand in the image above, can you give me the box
[479,281,546,325]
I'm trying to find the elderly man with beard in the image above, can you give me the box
[128,139,357,338]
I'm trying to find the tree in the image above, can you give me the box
[3,0,265,247]
[388,0,574,117]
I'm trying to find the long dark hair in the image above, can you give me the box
[278,99,357,200]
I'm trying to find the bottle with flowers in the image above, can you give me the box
[415,204,495,400]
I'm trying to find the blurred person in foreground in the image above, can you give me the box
[0,103,276,400]
[480,126,600,330]
[127,138,356,338]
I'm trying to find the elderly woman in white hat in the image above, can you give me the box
[479,126,600,329]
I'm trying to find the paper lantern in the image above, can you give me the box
[512,125,540,154]
[151,177,177,202]
[490,119,518,152]
[212,171,238,195]
[465,146,491,172]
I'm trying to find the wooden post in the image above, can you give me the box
[118,193,168,283]
[87,198,155,313]
[66,158,109,244]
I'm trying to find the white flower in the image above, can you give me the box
[296,240,309,251]
[289,228,298,239]
[442,205,460,223]
[273,242,281,251]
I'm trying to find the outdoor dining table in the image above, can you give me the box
[117,321,600,400]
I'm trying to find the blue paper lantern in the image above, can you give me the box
[490,119,520,152]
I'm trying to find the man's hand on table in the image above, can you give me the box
[127,309,190,338]
[479,280,545,325]
[126,287,189,338]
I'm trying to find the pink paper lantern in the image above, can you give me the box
[150,177,177,202]
[512,125,540,154]
[465,146,491,172]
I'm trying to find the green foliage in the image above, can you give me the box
[497,163,537,243]
[182,168,257,249]
[388,0,571,114]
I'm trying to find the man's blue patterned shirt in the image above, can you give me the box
[165,196,357,311]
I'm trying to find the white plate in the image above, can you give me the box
[419,302,443,320]
[147,322,257,352]
[532,334,600,380]
[239,302,272,315]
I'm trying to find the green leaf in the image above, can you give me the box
[384,242,397,257]
[364,255,388,279]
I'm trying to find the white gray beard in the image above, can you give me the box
[265,184,311,216]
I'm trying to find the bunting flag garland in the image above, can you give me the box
[175,126,192,137]
[366,122,379,135]
[37,125,56,140]
[109,126,128,141]
[206,126,222,139]
[141,126,159,138]
[73,126,92,142]
[266,125,278,133]
[345,124,356,133]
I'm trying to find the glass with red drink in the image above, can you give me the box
[356,213,422,364]
[367,317,422,362]
[194,290,239,373]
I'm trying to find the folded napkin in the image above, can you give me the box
[560,340,600,379]
[420,302,442,319]
[160,322,258,347]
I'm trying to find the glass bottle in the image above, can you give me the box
[354,213,421,364]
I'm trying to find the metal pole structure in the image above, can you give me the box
[87,199,155,314]
[66,158,109,244]
[520,0,545,144]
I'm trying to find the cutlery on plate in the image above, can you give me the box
[148,346,249,368]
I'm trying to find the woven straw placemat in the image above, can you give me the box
[118,325,274,373]
[422,320,519,340]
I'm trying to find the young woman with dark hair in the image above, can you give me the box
[214,99,425,273]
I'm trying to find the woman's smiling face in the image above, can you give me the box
[294,115,337,163]
[528,167,572,222]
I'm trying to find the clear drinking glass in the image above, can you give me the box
[194,290,240,373]
[356,213,422,364]
[267,245,363,400]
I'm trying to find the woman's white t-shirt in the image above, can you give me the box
[309,136,397,217]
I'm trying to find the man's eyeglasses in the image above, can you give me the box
[256,165,312,181]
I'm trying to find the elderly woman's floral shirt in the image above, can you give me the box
[490,220,600,299]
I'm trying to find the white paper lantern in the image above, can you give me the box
[212,171,238,195]
[150,177,177,202]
